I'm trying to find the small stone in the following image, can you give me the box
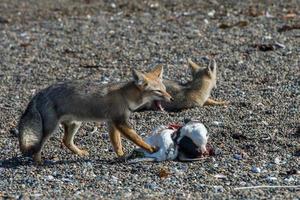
[101,76,110,84]
[173,168,185,176]
[240,150,248,158]
[74,190,82,196]
[239,181,247,186]
[111,176,118,184]
[214,174,227,179]
[108,30,115,35]
[233,154,242,160]
[145,182,158,190]
[31,194,43,198]
[284,177,295,183]
[20,32,28,37]
[257,102,264,107]
[208,10,215,17]
[124,193,132,198]
[45,175,55,181]
[274,157,281,164]
[61,178,73,183]
[150,3,159,8]
[111,3,116,8]
[266,176,277,182]
[214,148,223,155]
[251,166,261,173]
[213,186,224,193]
[264,35,272,40]
[212,121,223,126]
[265,11,274,18]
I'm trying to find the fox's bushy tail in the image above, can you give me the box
[18,99,43,156]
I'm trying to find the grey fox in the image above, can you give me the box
[18,65,173,163]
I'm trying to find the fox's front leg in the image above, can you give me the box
[114,121,157,153]
[108,122,124,157]
[204,98,229,106]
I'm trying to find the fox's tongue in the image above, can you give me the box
[154,101,164,112]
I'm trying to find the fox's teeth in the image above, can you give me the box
[159,104,165,112]
[155,101,165,112]
[158,102,165,112]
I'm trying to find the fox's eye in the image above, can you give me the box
[153,90,162,95]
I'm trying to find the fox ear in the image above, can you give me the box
[207,59,217,73]
[188,58,201,74]
[150,64,163,79]
[132,69,146,86]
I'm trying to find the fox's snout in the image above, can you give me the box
[163,91,173,102]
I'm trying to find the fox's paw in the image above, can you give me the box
[33,153,44,165]
[149,146,159,153]
[77,149,89,157]
[222,101,230,107]
[116,149,125,157]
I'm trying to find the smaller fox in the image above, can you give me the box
[18,65,173,164]
[139,59,227,112]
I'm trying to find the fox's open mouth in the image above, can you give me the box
[154,100,164,112]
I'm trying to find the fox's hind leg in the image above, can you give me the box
[32,114,59,164]
[62,121,89,157]
[108,122,124,157]
[204,98,229,106]
[33,135,54,164]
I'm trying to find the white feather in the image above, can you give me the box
[130,121,209,162]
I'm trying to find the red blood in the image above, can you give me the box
[167,123,183,130]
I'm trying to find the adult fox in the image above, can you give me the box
[18,65,173,164]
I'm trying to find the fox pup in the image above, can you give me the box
[18,65,173,163]
[140,59,227,112]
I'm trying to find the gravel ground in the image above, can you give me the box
[0,0,299,199]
